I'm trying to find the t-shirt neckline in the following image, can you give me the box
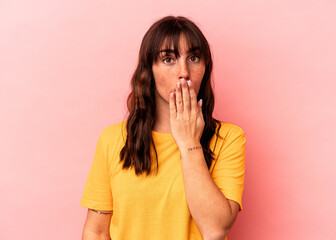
[151,130,175,143]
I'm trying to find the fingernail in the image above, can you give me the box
[187,80,191,87]
[177,82,180,88]
[200,99,203,107]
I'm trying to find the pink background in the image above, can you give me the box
[1,0,335,239]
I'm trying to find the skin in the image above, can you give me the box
[152,33,240,239]
[168,75,205,150]
[82,33,240,240]
[82,209,112,240]
[152,33,205,136]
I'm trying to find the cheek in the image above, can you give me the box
[152,67,174,90]
[192,67,205,95]
[152,68,174,94]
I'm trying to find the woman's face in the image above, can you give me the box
[152,34,206,105]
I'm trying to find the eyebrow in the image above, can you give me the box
[158,46,201,54]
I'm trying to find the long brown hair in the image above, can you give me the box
[120,15,222,176]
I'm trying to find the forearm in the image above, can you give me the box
[180,145,233,240]
[82,229,111,240]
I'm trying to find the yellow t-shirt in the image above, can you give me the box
[80,120,246,240]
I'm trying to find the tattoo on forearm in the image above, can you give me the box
[90,209,112,215]
[187,146,202,151]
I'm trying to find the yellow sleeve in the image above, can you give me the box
[212,127,246,211]
[80,131,113,211]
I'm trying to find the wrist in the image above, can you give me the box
[178,141,202,154]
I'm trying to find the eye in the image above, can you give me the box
[162,57,175,64]
[189,56,201,62]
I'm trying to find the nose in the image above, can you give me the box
[177,59,189,80]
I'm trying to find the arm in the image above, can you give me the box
[180,149,240,240]
[82,209,113,240]
[169,78,243,239]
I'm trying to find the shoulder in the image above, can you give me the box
[216,121,245,139]
[94,121,128,166]
[215,121,246,150]
[99,120,127,144]
[209,121,245,154]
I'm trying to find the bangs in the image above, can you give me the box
[151,26,210,64]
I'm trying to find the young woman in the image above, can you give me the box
[81,15,246,240]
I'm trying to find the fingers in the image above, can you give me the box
[188,80,198,115]
[180,78,191,114]
[172,78,200,116]
[175,81,183,114]
[198,99,203,108]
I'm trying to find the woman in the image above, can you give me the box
[81,15,246,240]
